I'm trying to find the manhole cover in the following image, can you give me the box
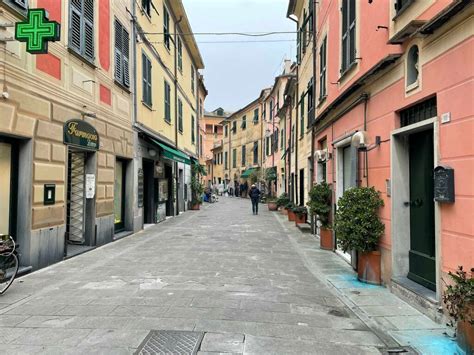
[135,330,204,355]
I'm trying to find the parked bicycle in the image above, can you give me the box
[0,234,19,295]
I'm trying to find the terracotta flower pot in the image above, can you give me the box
[294,213,307,225]
[320,227,334,250]
[281,208,288,215]
[288,210,296,222]
[357,251,381,285]
[457,302,474,354]
[267,202,278,211]
[190,203,200,211]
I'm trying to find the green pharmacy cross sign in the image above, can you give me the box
[15,8,60,55]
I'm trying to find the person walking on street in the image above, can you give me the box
[249,184,261,215]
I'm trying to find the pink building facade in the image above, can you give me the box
[290,0,473,319]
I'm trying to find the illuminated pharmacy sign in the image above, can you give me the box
[14,9,60,54]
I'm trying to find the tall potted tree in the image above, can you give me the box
[308,182,333,250]
[190,163,205,210]
[443,266,473,354]
[334,187,385,285]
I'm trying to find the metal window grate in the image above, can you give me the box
[400,96,437,127]
[135,330,204,355]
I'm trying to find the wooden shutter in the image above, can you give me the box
[83,0,94,61]
[14,0,27,9]
[122,27,130,87]
[349,0,356,66]
[70,0,82,53]
[114,20,123,82]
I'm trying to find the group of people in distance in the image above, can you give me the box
[206,181,262,215]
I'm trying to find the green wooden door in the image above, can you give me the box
[408,129,436,291]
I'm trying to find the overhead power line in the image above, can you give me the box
[142,31,299,37]
[148,39,295,44]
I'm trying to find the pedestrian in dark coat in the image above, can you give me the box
[249,184,261,215]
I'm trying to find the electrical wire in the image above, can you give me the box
[147,39,295,44]
[141,31,301,36]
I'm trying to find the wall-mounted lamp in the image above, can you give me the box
[148,149,157,157]
[352,131,383,151]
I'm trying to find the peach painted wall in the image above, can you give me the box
[314,36,474,282]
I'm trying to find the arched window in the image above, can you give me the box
[407,45,419,87]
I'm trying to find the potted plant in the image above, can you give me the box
[286,202,296,221]
[276,193,290,213]
[191,163,205,210]
[266,196,278,211]
[443,266,473,354]
[308,182,333,250]
[334,187,385,285]
[292,206,307,225]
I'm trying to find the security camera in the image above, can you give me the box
[1,91,9,99]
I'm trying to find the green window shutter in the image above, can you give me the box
[83,0,94,61]
[69,0,82,54]
[114,20,123,83]
[122,27,130,87]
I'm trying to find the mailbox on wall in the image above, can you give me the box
[434,166,455,203]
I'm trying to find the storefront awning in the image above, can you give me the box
[151,139,191,165]
[241,167,257,178]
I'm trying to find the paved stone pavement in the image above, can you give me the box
[0,197,457,354]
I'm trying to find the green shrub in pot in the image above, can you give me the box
[334,186,384,253]
[307,182,332,229]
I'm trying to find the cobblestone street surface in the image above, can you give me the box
[0,198,456,354]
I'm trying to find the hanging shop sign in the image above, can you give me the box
[63,119,99,150]
[14,8,61,55]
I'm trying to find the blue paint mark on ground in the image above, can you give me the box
[413,335,464,355]
[329,273,382,289]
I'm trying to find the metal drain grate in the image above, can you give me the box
[381,346,419,354]
[135,330,204,355]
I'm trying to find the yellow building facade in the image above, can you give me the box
[222,95,265,194]
[288,0,315,206]
[0,0,134,269]
[133,0,205,222]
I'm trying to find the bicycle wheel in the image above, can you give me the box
[0,253,19,295]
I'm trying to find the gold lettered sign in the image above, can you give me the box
[63,119,99,150]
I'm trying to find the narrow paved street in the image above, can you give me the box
[0,198,412,354]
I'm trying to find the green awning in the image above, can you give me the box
[152,139,191,165]
[241,167,257,178]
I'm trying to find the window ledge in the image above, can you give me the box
[68,47,96,70]
[339,61,358,81]
[392,0,416,21]
[318,95,327,107]
[406,80,419,93]
[114,80,131,94]
[178,130,183,135]
[164,119,172,125]
[142,101,153,111]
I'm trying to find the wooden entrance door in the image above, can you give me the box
[408,129,436,291]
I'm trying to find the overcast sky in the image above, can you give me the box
[182,0,296,112]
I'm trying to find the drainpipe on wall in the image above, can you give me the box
[130,0,139,230]
[287,14,298,204]
[174,16,183,216]
[310,0,317,232]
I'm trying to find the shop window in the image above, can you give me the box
[407,45,419,88]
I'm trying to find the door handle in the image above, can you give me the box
[404,199,423,207]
